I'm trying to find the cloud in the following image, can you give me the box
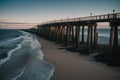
[0,22,37,29]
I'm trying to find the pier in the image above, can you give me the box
[36,13,120,55]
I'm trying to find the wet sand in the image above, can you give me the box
[38,37,120,80]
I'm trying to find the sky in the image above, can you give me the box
[0,0,120,29]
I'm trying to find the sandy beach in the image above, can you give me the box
[38,37,120,80]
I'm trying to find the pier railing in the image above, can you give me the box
[43,13,120,25]
[36,13,120,55]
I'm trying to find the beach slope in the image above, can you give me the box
[38,37,120,80]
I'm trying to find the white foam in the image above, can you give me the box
[16,59,54,80]
[29,38,43,60]
[0,31,54,80]
[98,33,109,38]
[5,66,26,80]
[11,67,25,80]
[15,31,54,80]
[7,36,23,42]
[20,31,43,60]
[0,43,22,66]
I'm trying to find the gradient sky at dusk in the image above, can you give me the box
[0,0,120,28]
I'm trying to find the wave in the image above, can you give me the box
[5,66,26,80]
[10,67,26,80]
[2,31,55,80]
[17,31,54,80]
[0,42,22,66]
[7,36,23,42]
[0,31,24,66]
[0,30,54,80]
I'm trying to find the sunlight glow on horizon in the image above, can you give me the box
[0,0,120,29]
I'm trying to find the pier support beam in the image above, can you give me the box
[56,26,59,41]
[61,26,65,42]
[110,21,119,55]
[93,24,98,49]
[87,23,97,53]
[52,27,55,40]
[51,27,53,39]
[113,26,118,55]
[87,25,92,53]
[59,26,62,42]
[67,26,71,47]
[72,26,75,42]
[76,25,80,48]
[57,26,60,42]
[82,25,84,44]
[48,27,51,39]
[91,26,93,47]
[54,27,57,41]
[75,26,77,44]
[109,26,114,47]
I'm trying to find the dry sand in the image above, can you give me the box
[38,37,120,80]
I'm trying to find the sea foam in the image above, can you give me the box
[10,31,54,80]
[0,42,22,66]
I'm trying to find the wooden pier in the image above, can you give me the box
[36,13,120,55]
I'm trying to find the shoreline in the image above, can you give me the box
[37,37,120,80]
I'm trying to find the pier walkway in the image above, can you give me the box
[37,13,120,55]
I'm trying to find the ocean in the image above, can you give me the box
[0,29,54,80]
[0,29,120,80]
[80,28,120,45]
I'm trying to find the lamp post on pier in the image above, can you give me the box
[113,9,115,18]
[90,12,92,20]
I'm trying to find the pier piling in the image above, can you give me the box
[36,13,120,55]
